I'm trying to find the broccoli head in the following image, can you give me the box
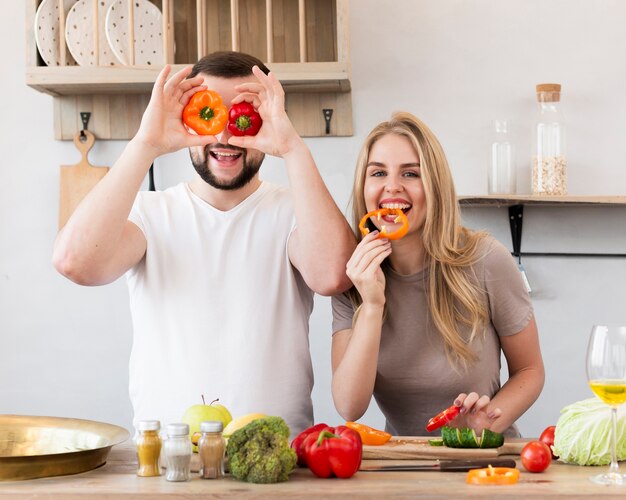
[226,416,297,483]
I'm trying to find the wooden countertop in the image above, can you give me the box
[0,441,624,498]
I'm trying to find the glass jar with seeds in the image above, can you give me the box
[532,83,566,195]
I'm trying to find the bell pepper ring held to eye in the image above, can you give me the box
[182,90,228,135]
[466,466,520,485]
[227,102,263,136]
[425,404,461,433]
[358,208,409,240]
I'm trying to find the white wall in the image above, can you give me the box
[2,1,625,438]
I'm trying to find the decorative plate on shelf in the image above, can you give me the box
[34,0,77,66]
[105,0,164,66]
[65,0,119,66]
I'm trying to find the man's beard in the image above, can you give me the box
[190,144,264,191]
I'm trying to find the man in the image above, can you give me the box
[53,51,356,435]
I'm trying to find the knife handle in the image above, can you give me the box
[439,458,517,471]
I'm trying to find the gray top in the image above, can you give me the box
[166,423,190,437]
[200,421,224,433]
[332,236,533,438]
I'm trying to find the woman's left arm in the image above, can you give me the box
[485,314,545,433]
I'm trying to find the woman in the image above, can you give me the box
[331,112,544,437]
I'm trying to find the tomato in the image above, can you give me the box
[520,440,551,473]
[539,425,558,459]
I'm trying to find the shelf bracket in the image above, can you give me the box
[508,204,523,262]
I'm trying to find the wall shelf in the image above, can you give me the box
[458,195,626,259]
[26,0,352,139]
[458,194,626,207]
[26,62,351,97]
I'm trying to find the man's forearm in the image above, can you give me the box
[53,139,156,283]
[284,140,356,294]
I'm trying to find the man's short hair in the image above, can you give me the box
[189,51,270,79]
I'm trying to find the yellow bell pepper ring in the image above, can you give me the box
[466,465,520,485]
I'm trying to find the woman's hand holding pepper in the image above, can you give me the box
[345,231,392,308]
[449,392,502,433]
[134,65,217,159]
[227,66,302,158]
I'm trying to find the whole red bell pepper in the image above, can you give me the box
[227,102,263,136]
[291,423,329,467]
[301,425,362,479]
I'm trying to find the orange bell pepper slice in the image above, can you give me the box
[345,421,392,446]
[182,90,228,135]
[466,465,520,485]
[358,208,409,240]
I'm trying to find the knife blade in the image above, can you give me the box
[361,458,517,472]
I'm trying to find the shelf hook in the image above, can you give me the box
[80,112,92,140]
[508,204,524,264]
[322,108,333,135]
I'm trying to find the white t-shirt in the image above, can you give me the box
[127,182,314,436]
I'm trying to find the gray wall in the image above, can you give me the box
[2,0,625,438]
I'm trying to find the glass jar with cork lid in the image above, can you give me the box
[532,83,566,195]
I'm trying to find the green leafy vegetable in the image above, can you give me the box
[553,397,626,466]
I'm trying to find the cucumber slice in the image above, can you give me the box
[428,438,444,446]
[479,428,505,448]
[441,426,462,447]
[458,427,480,448]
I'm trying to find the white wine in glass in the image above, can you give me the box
[586,325,626,485]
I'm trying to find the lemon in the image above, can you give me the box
[222,413,267,438]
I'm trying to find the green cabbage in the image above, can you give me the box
[553,397,626,465]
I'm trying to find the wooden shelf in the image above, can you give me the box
[458,195,626,259]
[458,194,626,207]
[26,62,351,97]
[26,0,352,139]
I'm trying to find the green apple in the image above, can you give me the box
[181,396,232,452]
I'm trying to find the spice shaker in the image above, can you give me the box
[488,120,516,194]
[532,83,566,195]
[163,423,192,482]
[198,420,225,479]
[135,420,162,477]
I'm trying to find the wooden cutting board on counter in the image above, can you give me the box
[362,436,530,460]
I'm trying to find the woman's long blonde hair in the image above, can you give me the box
[348,112,489,369]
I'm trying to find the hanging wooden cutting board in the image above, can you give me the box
[59,130,109,229]
[362,436,530,460]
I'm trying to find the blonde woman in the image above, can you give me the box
[331,112,544,437]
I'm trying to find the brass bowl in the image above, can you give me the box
[0,414,129,481]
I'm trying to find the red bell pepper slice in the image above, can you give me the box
[425,404,461,433]
[302,425,362,479]
[290,423,329,467]
[227,102,263,136]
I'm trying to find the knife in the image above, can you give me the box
[361,458,516,472]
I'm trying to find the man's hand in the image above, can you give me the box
[134,65,217,159]
[226,66,302,158]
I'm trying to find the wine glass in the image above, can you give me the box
[586,325,626,485]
